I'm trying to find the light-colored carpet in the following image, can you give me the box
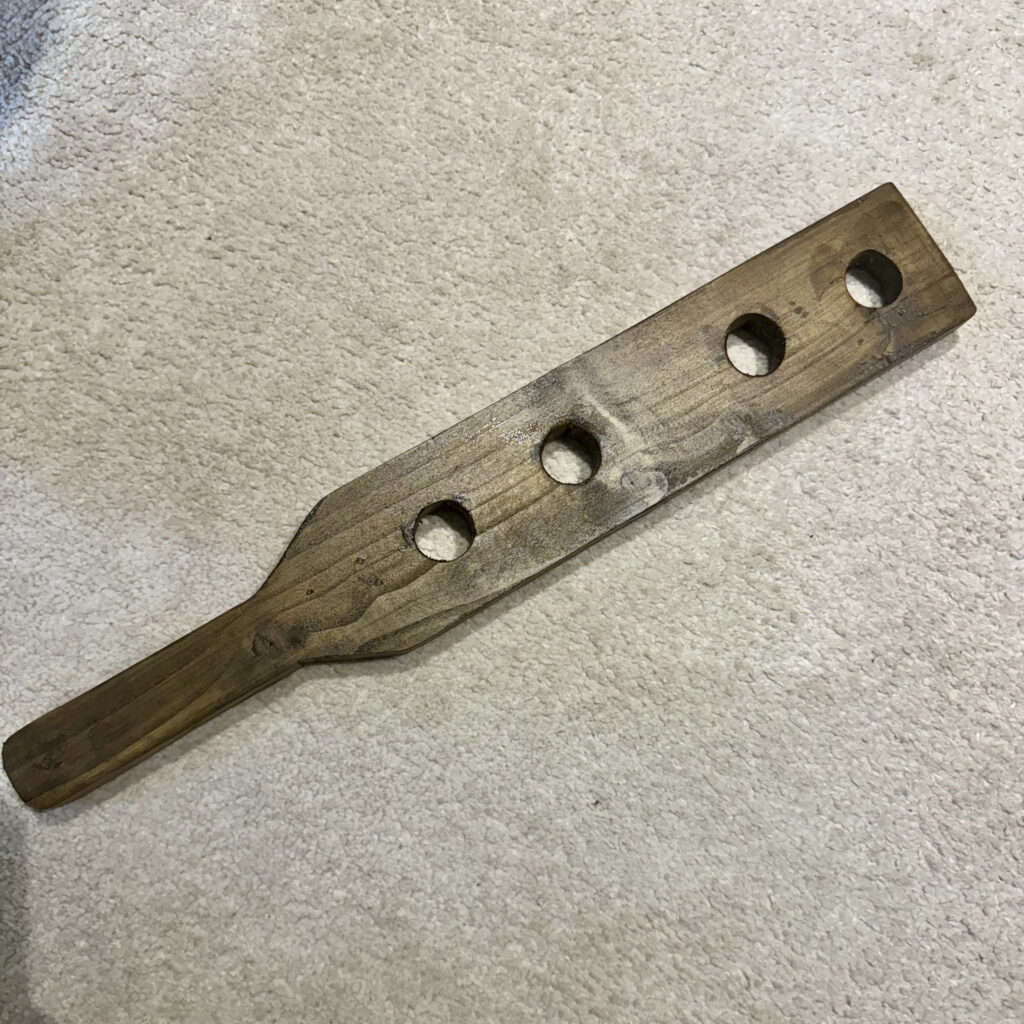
[1,2,1021,1021]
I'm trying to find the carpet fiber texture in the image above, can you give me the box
[1,2,1021,1021]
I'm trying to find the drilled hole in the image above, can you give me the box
[845,250,903,308]
[725,314,786,376]
[541,423,601,484]
[413,500,475,561]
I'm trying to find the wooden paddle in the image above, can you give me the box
[3,184,975,809]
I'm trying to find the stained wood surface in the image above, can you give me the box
[3,183,975,809]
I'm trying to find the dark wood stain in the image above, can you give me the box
[2,184,976,809]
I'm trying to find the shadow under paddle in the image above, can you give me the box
[0,800,57,1022]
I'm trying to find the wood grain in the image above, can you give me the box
[3,183,975,809]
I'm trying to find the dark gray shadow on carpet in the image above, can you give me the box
[0,1,55,133]
[0,802,57,1023]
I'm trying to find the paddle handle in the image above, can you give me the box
[3,596,300,809]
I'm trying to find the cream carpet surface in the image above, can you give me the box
[1,2,1021,1021]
